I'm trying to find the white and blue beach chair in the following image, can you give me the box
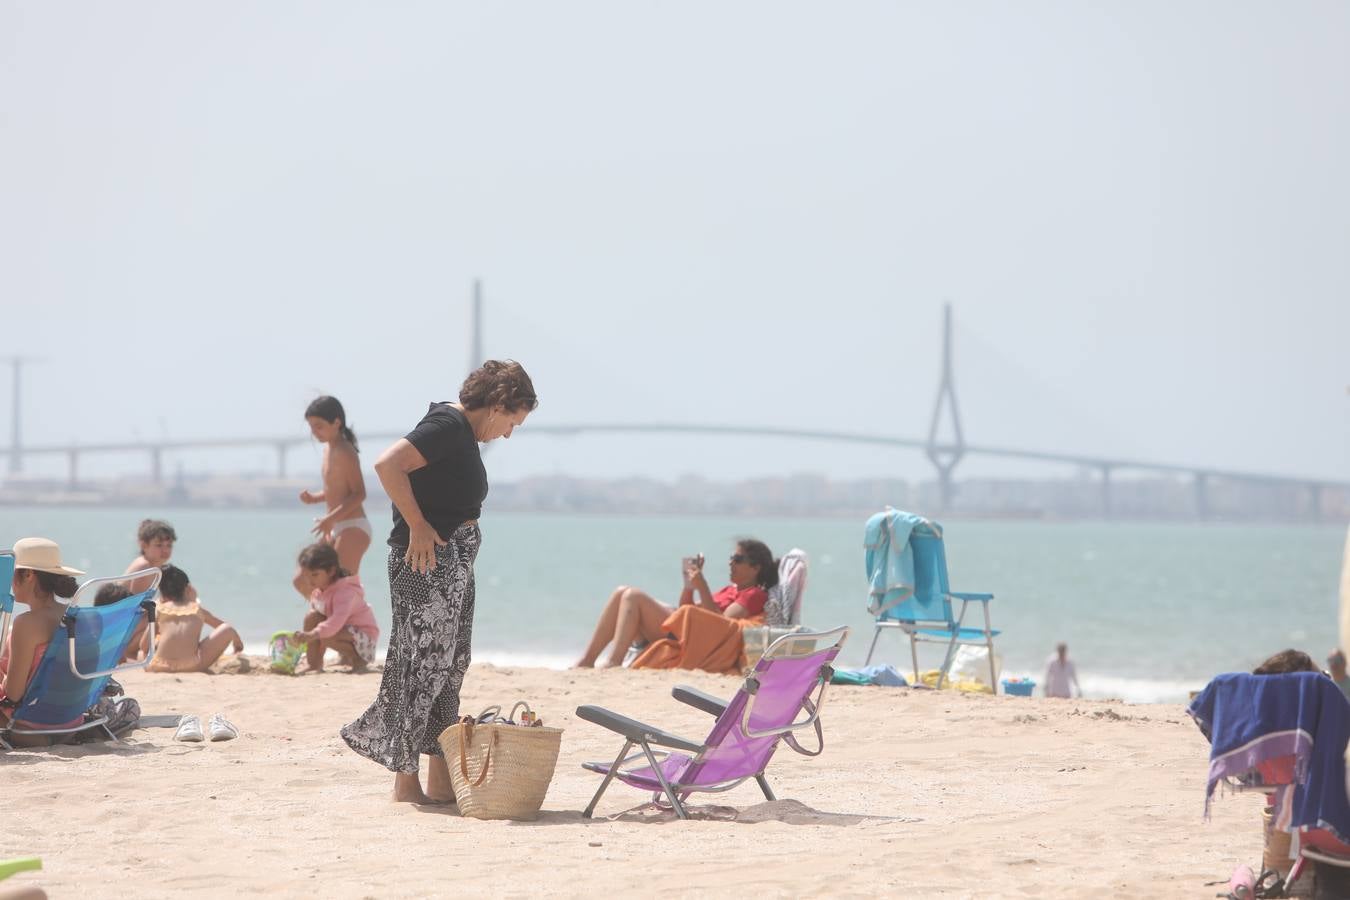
[862,509,999,690]
[0,569,160,749]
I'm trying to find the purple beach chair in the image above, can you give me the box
[577,626,849,820]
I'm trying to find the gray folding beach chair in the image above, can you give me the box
[578,625,848,820]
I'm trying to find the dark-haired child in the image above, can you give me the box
[143,565,243,673]
[293,543,379,672]
[96,583,148,662]
[124,519,198,599]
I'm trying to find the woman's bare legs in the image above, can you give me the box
[393,770,429,803]
[197,623,242,669]
[575,586,628,667]
[392,756,454,804]
[574,586,672,668]
[426,754,454,803]
[333,527,371,576]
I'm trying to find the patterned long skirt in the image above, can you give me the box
[341,522,480,774]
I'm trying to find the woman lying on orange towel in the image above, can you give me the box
[574,539,778,670]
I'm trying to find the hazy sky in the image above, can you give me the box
[2,2,1347,486]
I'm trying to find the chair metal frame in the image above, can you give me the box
[579,625,848,820]
[863,526,997,690]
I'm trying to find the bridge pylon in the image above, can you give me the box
[925,303,965,511]
[470,279,483,375]
[3,356,40,475]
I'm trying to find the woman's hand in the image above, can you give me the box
[291,630,314,646]
[406,521,448,574]
[683,560,706,586]
[312,514,336,539]
[299,489,321,505]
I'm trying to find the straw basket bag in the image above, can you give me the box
[437,702,563,821]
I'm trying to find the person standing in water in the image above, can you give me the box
[342,360,537,805]
[1043,642,1082,699]
[295,396,370,599]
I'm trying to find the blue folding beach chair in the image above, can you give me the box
[0,569,160,749]
[0,551,14,657]
[862,509,998,691]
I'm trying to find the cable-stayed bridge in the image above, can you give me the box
[2,296,1345,519]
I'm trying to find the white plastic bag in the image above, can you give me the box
[949,645,1002,688]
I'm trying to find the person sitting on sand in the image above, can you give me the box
[122,519,196,660]
[0,538,85,737]
[143,565,243,673]
[95,582,140,667]
[124,519,195,596]
[575,538,777,668]
[291,542,379,673]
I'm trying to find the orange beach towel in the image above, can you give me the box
[630,606,764,674]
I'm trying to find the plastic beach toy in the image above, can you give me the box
[1001,677,1036,697]
[269,630,305,675]
[0,857,42,880]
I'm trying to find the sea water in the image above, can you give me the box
[1,505,1343,703]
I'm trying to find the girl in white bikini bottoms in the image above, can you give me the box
[295,395,372,600]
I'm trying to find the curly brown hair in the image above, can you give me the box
[459,359,539,413]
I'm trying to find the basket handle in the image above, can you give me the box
[457,717,494,787]
[507,701,534,723]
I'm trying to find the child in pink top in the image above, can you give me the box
[293,543,379,672]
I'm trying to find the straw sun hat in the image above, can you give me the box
[12,537,85,577]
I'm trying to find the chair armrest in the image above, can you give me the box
[672,685,729,718]
[950,592,994,602]
[575,705,704,753]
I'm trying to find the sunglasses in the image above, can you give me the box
[729,554,749,564]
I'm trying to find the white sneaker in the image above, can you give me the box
[207,713,238,742]
[174,715,204,742]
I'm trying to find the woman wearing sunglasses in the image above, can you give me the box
[575,538,778,668]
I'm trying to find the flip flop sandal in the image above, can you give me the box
[207,713,238,742]
[174,715,204,742]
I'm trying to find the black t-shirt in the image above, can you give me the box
[388,403,487,549]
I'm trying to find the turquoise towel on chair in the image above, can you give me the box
[865,508,941,617]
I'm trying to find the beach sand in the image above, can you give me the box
[5,660,1261,898]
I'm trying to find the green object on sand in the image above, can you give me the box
[0,858,42,881]
[269,630,305,675]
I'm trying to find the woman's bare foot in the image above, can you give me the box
[393,771,430,803]
[426,755,456,804]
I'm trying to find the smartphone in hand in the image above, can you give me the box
[681,553,704,584]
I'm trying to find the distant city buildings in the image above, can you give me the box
[1,470,1344,521]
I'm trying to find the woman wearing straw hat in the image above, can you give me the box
[1,538,84,733]
[341,361,537,804]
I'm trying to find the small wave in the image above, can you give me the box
[999,669,1204,704]
[241,640,1206,703]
